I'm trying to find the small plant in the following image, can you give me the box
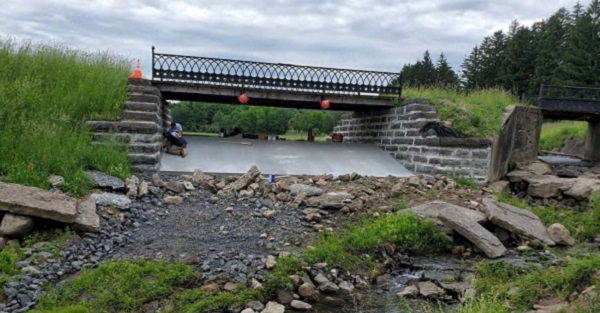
[392,196,410,212]
[455,176,478,188]
[496,192,528,209]
[175,285,263,313]
[264,256,303,295]
[0,245,23,286]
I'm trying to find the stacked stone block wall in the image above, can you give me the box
[87,79,165,172]
[333,99,492,183]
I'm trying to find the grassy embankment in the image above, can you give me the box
[402,88,519,138]
[0,39,131,196]
[539,121,588,151]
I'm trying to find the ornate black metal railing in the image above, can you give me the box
[539,85,600,101]
[152,47,402,96]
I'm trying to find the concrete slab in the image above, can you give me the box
[159,136,412,177]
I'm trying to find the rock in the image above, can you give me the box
[240,189,254,198]
[290,184,324,196]
[417,281,444,298]
[277,289,294,304]
[338,174,352,182]
[251,278,263,289]
[200,181,218,194]
[48,175,64,188]
[165,181,182,193]
[439,281,470,294]
[319,281,340,293]
[201,282,219,294]
[241,309,254,313]
[482,198,555,246]
[397,285,419,297]
[221,282,236,292]
[494,228,510,242]
[137,181,149,198]
[438,206,507,258]
[73,196,100,232]
[223,166,261,193]
[313,273,329,284]
[533,297,569,312]
[0,237,5,250]
[125,175,140,198]
[406,200,487,233]
[163,196,183,205]
[0,213,34,236]
[183,181,195,191]
[520,161,552,175]
[275,192,289,202]
[290,300,312,310]
[298,282,316,298]
[408,176,421,186]
[85,170,125,190]
[524,175,573,198]
[563,178,600,200]
[307,192,354,210]
[261,301,285,313]
[91,192,132,210]
[246,300,265,311]
[0,182,78,223]
[265,255,277,269]
[263,210,277,219]
[338,281,354,293]
[506,170,533,183]
[151,173,164,187]
[192,169,205,183]
[547,223,575,246]
[488,181,510,194]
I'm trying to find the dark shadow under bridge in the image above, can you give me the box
[151,47,402,111]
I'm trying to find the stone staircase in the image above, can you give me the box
[87,79,170,172]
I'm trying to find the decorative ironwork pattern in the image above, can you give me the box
[152,47,401,96]
[540,85,600,101]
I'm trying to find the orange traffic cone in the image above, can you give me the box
[130,58,142,79]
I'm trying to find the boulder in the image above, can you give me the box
[506,170,533,183]
[438,207,506,258]
[125,175,140,198]
[73,196,100,233]
[240,309,254,313]
[417,281,444,298]
[91,193,132,210]
[0,214,34,237]
[520,161,552,175]
[547,223,575,246]
[261,301,285,313]
[0,182,77,223]
[319,281,340,293]
[488,181,510,194]
[290,300,312,310]
[85,170,125,190]
[338,281,355,293]
[223,166,261,193]
[313,273,329,284]
[290,184,324,197]
[563,178,600,200]
[482,198,554,246]
[277,289,294,304]
[307,192,353,209]
[298,282,316,298]
[524,175,573,198]
[406,201,487,233]
[397,285,419,297]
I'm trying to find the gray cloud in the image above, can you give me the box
[0,0,582,77]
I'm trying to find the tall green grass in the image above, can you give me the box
[0,39,130,195]
[539,121,587,151]
[402,88,519,138]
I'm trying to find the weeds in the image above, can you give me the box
[0,38,130,196]
[25,229,74,258]
[264,256,303,295]
[0,245,23,286]
[455,177,478,188]
[175,285,263,313]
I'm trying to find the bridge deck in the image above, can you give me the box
[538,85,600,120]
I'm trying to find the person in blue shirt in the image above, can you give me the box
[164,122,187,157]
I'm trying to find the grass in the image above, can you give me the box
[539,121,588,151]
[0,38,131,196]
[24,228,74,258]
[0,245,24,287]
[175,285,263,313]
[401,87,519,138]
[497,192,600,242]
[264,256,303,295]
[455,177,478,188]
[303,212,451,270]
[461,255,600,312]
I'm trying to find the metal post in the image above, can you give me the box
[398,72,403,99]
[151,46,157,81]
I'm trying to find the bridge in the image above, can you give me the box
[150,47,401,111]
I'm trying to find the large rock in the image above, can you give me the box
[417,281,444,298]
[291,300,312,310]
[524,175,573,198]
[563,178,600,200]
[506,170,533,183]
[298,282,316,298]
[85,170,125,190]
[261,301,285,313]
[0,214,35,236]
[406,201,487,233]
[482,198,555,246]
[290,184,324,197]
[73,196,100,232]
[438,207,506,258]
[547,223,575,246]
[223,166,261,193]
[91,193,132,210]
[0,182,77,223]
[306,192,353,209]
[520,161,552,175]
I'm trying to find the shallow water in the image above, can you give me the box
[538,155,588,165]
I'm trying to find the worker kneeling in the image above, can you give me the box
[164,122,188,157]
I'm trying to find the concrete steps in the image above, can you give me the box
[87,120,160,134]
[123,110,161,123]
[125,101,160,112]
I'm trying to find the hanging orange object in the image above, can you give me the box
[321,99,331,109]
[129,58,142,79]
[238,93,249,104]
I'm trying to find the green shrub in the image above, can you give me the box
[401,87,518,138]
[32,260,195,312]
[0,38,130,196]
[264,256,303,295]
[455,177,478,188]
[0,246,23,286]
[539,121,587,151]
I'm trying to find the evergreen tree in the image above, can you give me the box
[435,53,459,87]
[461,46,483,89]
[501,25,537,95]
[531,8,570,92]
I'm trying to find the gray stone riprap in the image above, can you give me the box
[332,99,492,183]
[85,170,125,190]
[86,79,168,173]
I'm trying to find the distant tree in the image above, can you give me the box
[435,53,459,87]
[500,23,537,95]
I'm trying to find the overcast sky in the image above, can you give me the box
[0,0,581,76]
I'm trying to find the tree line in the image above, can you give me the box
[171,102,341,135]
[403,0,600,97]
